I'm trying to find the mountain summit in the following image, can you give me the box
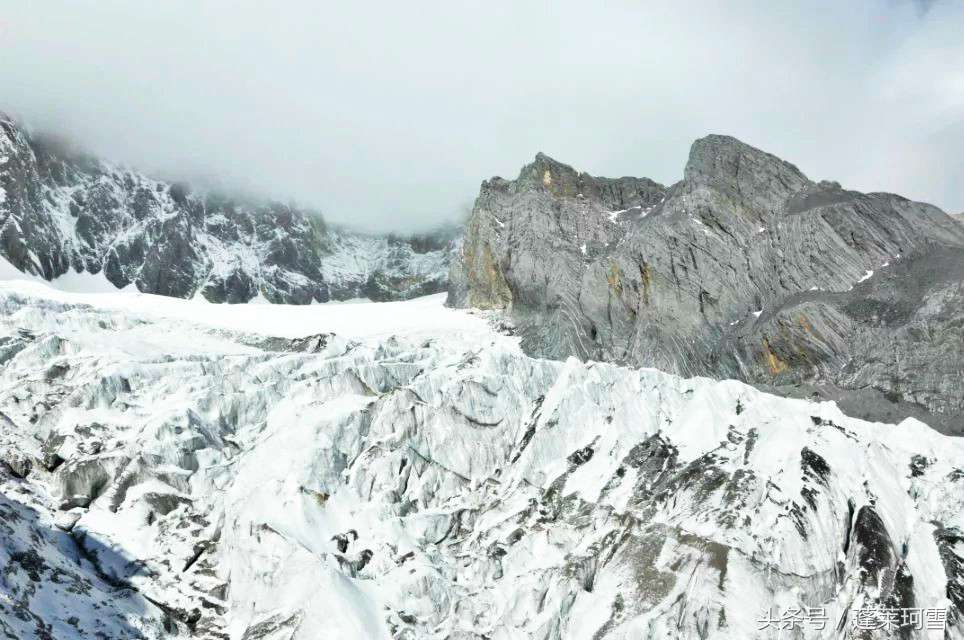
[449,136,964,433]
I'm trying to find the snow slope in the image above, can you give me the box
[0,277,961,639]
[0,258,486,346]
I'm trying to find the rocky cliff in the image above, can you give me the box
[449,137,964,433]
[0,114,455,303]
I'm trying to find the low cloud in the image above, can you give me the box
[1,0,961,231]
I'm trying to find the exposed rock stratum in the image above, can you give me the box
[449,137,964,434]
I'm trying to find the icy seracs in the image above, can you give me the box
[0,281,961,639]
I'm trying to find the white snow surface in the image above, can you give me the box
[0,254,474,341]
[0,276,961,639]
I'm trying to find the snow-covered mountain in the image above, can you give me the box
[0,114,456,303]
[0,279,960,639]
[1,113,962,639]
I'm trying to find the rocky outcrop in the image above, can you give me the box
[0,114,455,303]
[448,152,666,313]
[449,136,964,433]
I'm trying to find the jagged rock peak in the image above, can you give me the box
[450,132,964,433]
[522,151,587,183]
[491,134,810,212]
[685,134,807,182]
[683,134,811,214]
[480,151,666,214]
[524,151,664,190]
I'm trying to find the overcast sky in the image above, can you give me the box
[0,1,961,231]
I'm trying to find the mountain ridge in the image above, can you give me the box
[1,124,963,636]
[448,136,964,434]
[0,113,456,304]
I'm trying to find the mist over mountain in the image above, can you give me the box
[0,114,457,303]
[1,1,962,231]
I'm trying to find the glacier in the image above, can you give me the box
[0,277,962,639]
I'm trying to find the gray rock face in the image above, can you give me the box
[0,114,455,303]
[449,135,964,433]
[448,152,666,314]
